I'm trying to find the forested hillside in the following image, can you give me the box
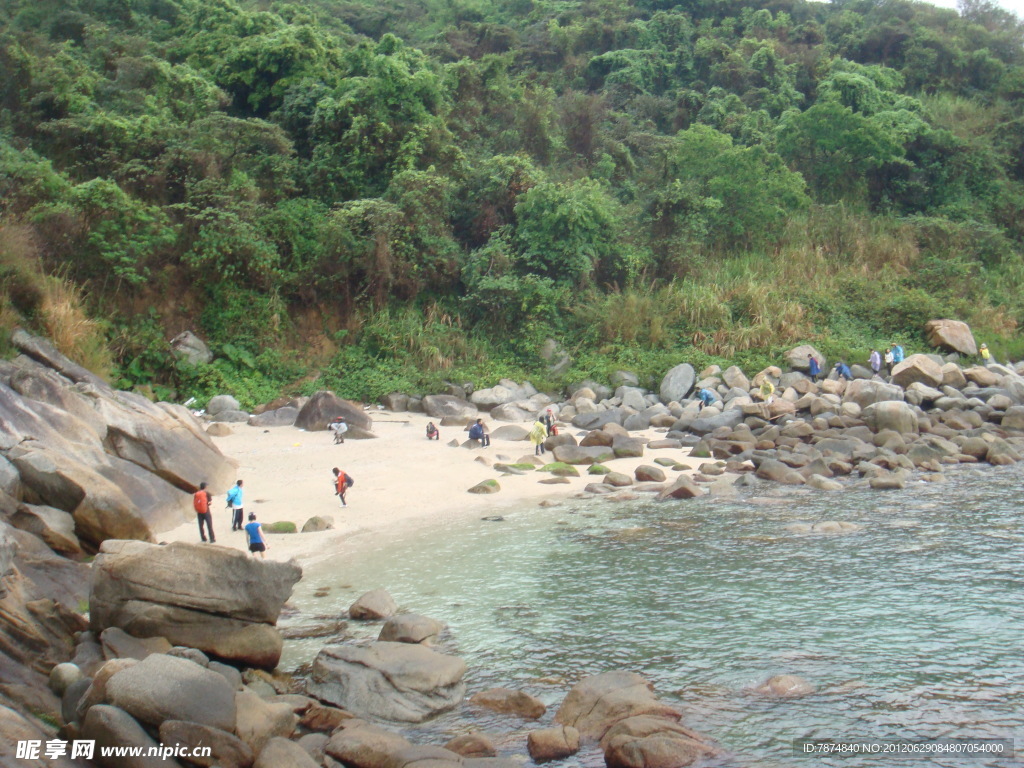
[1,0,1023,404]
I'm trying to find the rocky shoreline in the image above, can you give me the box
[3,323,1024,766]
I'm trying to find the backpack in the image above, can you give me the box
[345,474,354,488]
[193,490,209,514]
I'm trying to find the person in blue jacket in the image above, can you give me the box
[892,343,905,364]
[698,388,717,410]
[468,418,490,447]
[226,479,244,532]
[807,353,822,382]
[834,361,853,380]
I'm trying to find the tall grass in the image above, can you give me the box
[0,224,112,377]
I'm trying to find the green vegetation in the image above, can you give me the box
[1,0,1023,403]
[263,521,298,534]
[541,462,581,476]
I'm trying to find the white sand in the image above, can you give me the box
[161,411,706,564]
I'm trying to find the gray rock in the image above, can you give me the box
[159,721,253,768]
[254,737,319,768]
[11,329,109,388]
[90,540,301,669]
[490,425,529,441]
[659,364,695,404]
[378,614,446,644]
[891,355,944,388]
[206,395,241,416]
[382,393,409,412]
[301,516,334,533]
[308,641,467,723]
[105,653,236,731]
[49,662,84,696]
[490,403,534,422]
[81,705,175,768]
[349,589,398,621]
[862,401,919,435]
[528,726,581,763]
[295,391,373,432]
[10,502,80,554]
[170,331,213,366]
[235,688,298,754]
[421,395,478,421]
[247,407,298,428]
[610,370,640,388]
[470,687,546,719]
[552,445,614,465]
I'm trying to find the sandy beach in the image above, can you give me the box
[161,410,706,565]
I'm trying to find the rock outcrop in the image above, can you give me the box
[307,642,466,723]
[90,541,301,668]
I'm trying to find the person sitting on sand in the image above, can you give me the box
[529,420,548,456]
[244,513,267,559]
[426,421,439,440]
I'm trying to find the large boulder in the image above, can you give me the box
[307,642,466,723]
[659,365,695,404]
[420,395,478,422]
[160,721,253,768]
[925,319,977,356]
[842,379,904,409]
[891,355,944,389]
[862,401,919,435]
[104,654,236,731]
[785,344,826,372]
[554,671,681,743]
[90,541,301,668]
[294,391,373,431]
[552,445,614,465]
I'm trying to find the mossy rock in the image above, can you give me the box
[509,463,537,470]
[689,448,711,459]
[540,462,580,477]
[494,464,526,475]
[469,479,501,494]
[672,464,689,471]
[654,457,676,467]
[588,464,612,475]
[263,521,297,534]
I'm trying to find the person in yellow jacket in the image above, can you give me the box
[759,378,775,405]
[529,420,548,456]
[980,343,991,366]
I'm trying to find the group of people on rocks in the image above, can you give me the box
[193,478,266,558]
[425,408,557,455]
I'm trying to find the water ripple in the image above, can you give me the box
[286,465,1024,767]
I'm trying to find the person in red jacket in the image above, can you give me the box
[332,467,353,508]
[193,482,215,543]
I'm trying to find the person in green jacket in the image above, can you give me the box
[529,420,548,456]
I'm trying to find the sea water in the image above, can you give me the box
[283,465,1024,767]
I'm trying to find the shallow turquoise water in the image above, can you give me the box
[285,466,1024,767]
